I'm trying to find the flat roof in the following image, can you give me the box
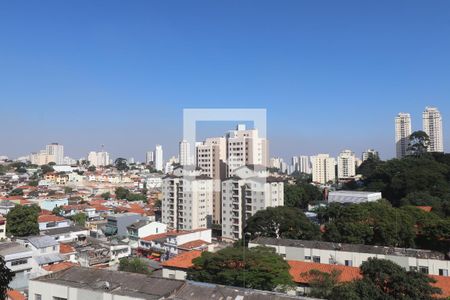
[250,237,447,260]
[32,266,184,299]
[328,190,381,196]
[0,242,32,256]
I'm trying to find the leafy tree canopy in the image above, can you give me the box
[6,205,40,237]
[119,257,152,275]
[187,246,294,291]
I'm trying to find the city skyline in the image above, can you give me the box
[2,1,450,160]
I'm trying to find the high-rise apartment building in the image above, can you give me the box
[46,143,64,165]
[179,140,191,166]
[146,151,154,164]
[362,149,379,161]
[226,124,268,176]
[337,150,356,179]
[196,137,227,224]
[311,154,336,184]
[299,156,312,174]
[395,113,412,158]
[291,156,299,173]
[161,167,213,230]
[221,166,284,241]
[423,106,444,153]
[87,151,110,167]
[155,145,163,172]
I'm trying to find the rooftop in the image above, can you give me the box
[250,237,447,260]
[32,266,184,299]
[288,260,361,284]
[0,242,32,256]
[26,235,59,248]
[161,250,202,269]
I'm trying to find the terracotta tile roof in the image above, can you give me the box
[60,243,76,254]
[431,275,450,298]
[6,290,26,300]
[417,206,433,212]
[42,261,77,272]
[38,214,66,223]
[141,232,170,241]
[178,239,209,250]
[40,209,53,215]
[161,250,202,269]
[287,261,362,284]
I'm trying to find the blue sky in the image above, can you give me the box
[1,0,450,162]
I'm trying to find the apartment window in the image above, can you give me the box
[419,266,429,274]
[345,260,353,267]
[35,294,42,300]
[53,297,67,300]
[313,256,321,263]
[439,269,449,276]
[11,259,28,266]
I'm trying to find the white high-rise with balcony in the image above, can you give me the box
[337,150,356,179]
[299,155,312,174]
[423,107,444,153]
[155,145,164,172]
[311,154,336,184]
[395,113,412,158]
[146,151,154,164]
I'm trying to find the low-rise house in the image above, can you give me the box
[0,200,16,215]
[103,212,148,236]
[41,225,88,243]
[0,242,33,291]
[16,236,65,276]
[37,197,68,211]
[327,190,382,204]
[138,228,211,260]
[249,237,450,277]
[161,250,202,280]
[127,220,167,249]
[38,214,70,231]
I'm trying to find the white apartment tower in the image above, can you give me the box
[299,156,312,174]
[179,140,192,166]
[87,151,110,167]
[196,137,227,224]
[311,154,336,184]
[146,151,154,164]
[423,107,444,153]
[337,150,356,179]
[226,124,268,176]
[155,145,164,172]
[362,149,379,161]
[395,113,412,158]
[46,143,64,165]
[161,167,213,230]
[221,166,284,241]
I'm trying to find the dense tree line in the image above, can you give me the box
[245,202,450,253]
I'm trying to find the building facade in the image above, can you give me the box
[423,106,444,153]
[337,150,356,179]
[395,112,412,158]
[311,154,336,184]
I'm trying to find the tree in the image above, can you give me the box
[52,206,63,216]
[126,193,147,202]
[6,205,40,237]
[187,246,294,291]
[72,212,87,226]
[101,192,111,200]
[40,164,54,174]
[284,183,322,209]
[8,188,23,196]
[114,158,129,172]
[115,187,129,200]
[0,256,14,299]
[64,187,73,194]
[304,269,342,299]
[407,131,430,156]
[245,206,320,241]
[119,257,151,275]
[87,165,96,172]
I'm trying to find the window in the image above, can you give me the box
[439,269,449,276]
[35,294,42,300]
[304,256,311,260]
[53,297,67,300]
[11,259,28,266]
[345,260,353,266]
[313,256,321,263]
[419,266,429,274]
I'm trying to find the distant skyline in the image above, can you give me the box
[1,1,449,161]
